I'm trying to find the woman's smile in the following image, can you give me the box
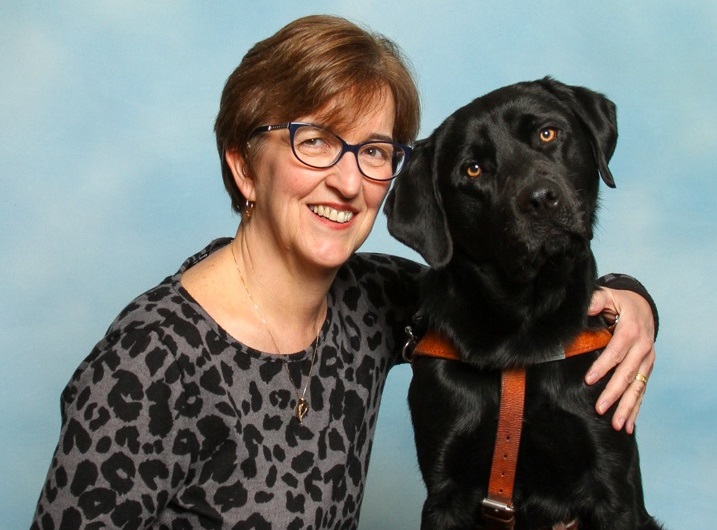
[309,204,355,224]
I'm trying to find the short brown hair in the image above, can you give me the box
[214,15,421,213]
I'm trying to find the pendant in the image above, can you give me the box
[295,398,309,424]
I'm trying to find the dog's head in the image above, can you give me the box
[385,77,617,281]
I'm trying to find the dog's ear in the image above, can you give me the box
[384,136,453,268]
[539,77,618,188]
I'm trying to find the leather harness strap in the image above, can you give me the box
[481,366,525,529]
[411,328,612,530]
[412,328,613,363]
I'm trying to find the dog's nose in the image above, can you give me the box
[517,179,562,217]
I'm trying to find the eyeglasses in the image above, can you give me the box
[249,122,412,181]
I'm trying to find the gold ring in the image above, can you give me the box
[635,373,648,385]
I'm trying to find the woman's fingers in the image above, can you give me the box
[585,288,656,433]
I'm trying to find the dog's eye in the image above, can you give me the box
[465,162,482,179]
[539,127,559,143]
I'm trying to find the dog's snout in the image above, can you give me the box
[517,179,562,217]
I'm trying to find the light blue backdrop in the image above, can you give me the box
[2,1,715,528]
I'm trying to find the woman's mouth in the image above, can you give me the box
[309,205,354,224]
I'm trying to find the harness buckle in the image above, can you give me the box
[482,497,516,529]
[402,325,417,363]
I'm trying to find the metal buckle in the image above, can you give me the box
[402,326,417,363]
[482,497,516,529]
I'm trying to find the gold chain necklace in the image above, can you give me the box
[230,241,321,424]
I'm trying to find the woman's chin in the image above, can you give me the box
[303,239,362,272]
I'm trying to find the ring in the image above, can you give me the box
[605,311,620,331]
[635,373,648,385]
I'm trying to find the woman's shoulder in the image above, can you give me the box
[111,238,230,337]
[342,252,425,279]
[111,276,189,334]
[70,280,187,378]
[331,252,425,317]
[60,306,183,421]
[67,241,229,395]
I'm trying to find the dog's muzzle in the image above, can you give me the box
[517,178,563,219]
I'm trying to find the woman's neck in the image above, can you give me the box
[230,225,334,351]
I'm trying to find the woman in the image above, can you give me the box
[32,15,657,529]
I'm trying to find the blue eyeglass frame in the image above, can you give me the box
[249,122,412,181]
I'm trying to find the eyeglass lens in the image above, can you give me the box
[291,125,406,181]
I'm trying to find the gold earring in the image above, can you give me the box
[244,199,255,220]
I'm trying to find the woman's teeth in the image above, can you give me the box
[310,205,354,223]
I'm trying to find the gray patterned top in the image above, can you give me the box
[31,239,422,530]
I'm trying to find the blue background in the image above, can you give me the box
[2,1,715,527]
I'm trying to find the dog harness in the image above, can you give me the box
[408,327,613,530]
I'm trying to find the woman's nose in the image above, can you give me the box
[326,152,364,198]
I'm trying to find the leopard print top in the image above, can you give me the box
[31,239,423,530]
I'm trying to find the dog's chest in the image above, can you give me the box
[409,354,605,480]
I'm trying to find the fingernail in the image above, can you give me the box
[585,372,597,385]
[596,400,607,415]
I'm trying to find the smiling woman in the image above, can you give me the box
[30,14,658,530]
[31,15,425,529]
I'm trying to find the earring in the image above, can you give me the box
[244,199,255,220]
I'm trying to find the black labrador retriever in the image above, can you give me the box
[384,78,662,530]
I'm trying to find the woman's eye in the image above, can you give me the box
[300,136,328,150]
[539,127,559,143]
[465,162,482,179]
[295,127,338,153]
[364,145,391,161]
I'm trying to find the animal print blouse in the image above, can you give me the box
[31,239,422,529]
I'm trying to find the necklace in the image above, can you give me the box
[230,241,321,424]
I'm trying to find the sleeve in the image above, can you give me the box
[31,328,194,529]
[379,255,425,365]
[597,273,659,338]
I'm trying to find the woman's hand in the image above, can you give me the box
[585,287,656,434]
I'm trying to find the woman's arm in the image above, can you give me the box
[586,274,658,434]
[31,330,191,529]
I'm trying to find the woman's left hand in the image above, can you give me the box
[585,287,656,434]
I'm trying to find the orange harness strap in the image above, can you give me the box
[412,328,613,363]
[411,328,612,530]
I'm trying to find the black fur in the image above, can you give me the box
[385,78,662,529]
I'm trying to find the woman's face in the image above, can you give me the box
[240,93,396,272]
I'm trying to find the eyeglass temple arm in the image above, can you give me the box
[251,123,292,136]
